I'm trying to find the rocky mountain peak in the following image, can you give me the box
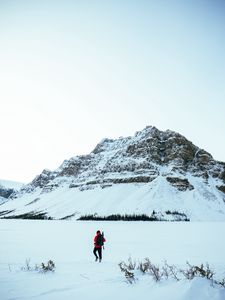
[1,125,225,221]
[134,125,160,138]
[6,125,225,212]
[22,126,224,186]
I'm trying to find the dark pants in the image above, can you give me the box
[93,247,102,260]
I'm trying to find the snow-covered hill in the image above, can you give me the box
[0,179,24,205]
[0,126,225,221]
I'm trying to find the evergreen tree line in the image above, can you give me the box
[78,213,159,221]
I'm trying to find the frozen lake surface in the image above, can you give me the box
[0,220,225,300]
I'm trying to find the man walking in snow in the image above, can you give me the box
[93,230,106,262]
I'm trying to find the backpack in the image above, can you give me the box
[96,234,104,246]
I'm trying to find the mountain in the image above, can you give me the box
[0,126,225,221]
[0,179,24,205]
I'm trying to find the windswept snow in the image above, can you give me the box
[0,220,225,300]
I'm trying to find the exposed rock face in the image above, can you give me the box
[0,187,14,199]
[31,169,55,188]
[19,169,56,193]
[218,164,225,183]
[217,185,225,194]
[166,177,194,191]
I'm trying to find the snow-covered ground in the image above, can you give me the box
[0,220,225,300]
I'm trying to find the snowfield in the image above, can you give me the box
[2,177,225,221]
[0,220,225,300]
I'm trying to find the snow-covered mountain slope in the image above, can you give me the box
[0,179,24,205]
[0,126,225,221]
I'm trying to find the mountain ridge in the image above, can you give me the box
[1,126,225,221]
[0,179,24,205]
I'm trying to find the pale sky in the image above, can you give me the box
[0,0,225,183]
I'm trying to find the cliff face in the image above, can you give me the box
[1,126,225,221]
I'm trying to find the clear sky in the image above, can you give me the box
[0,0,225,183]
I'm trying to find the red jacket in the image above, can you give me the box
[94,233,106,248]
